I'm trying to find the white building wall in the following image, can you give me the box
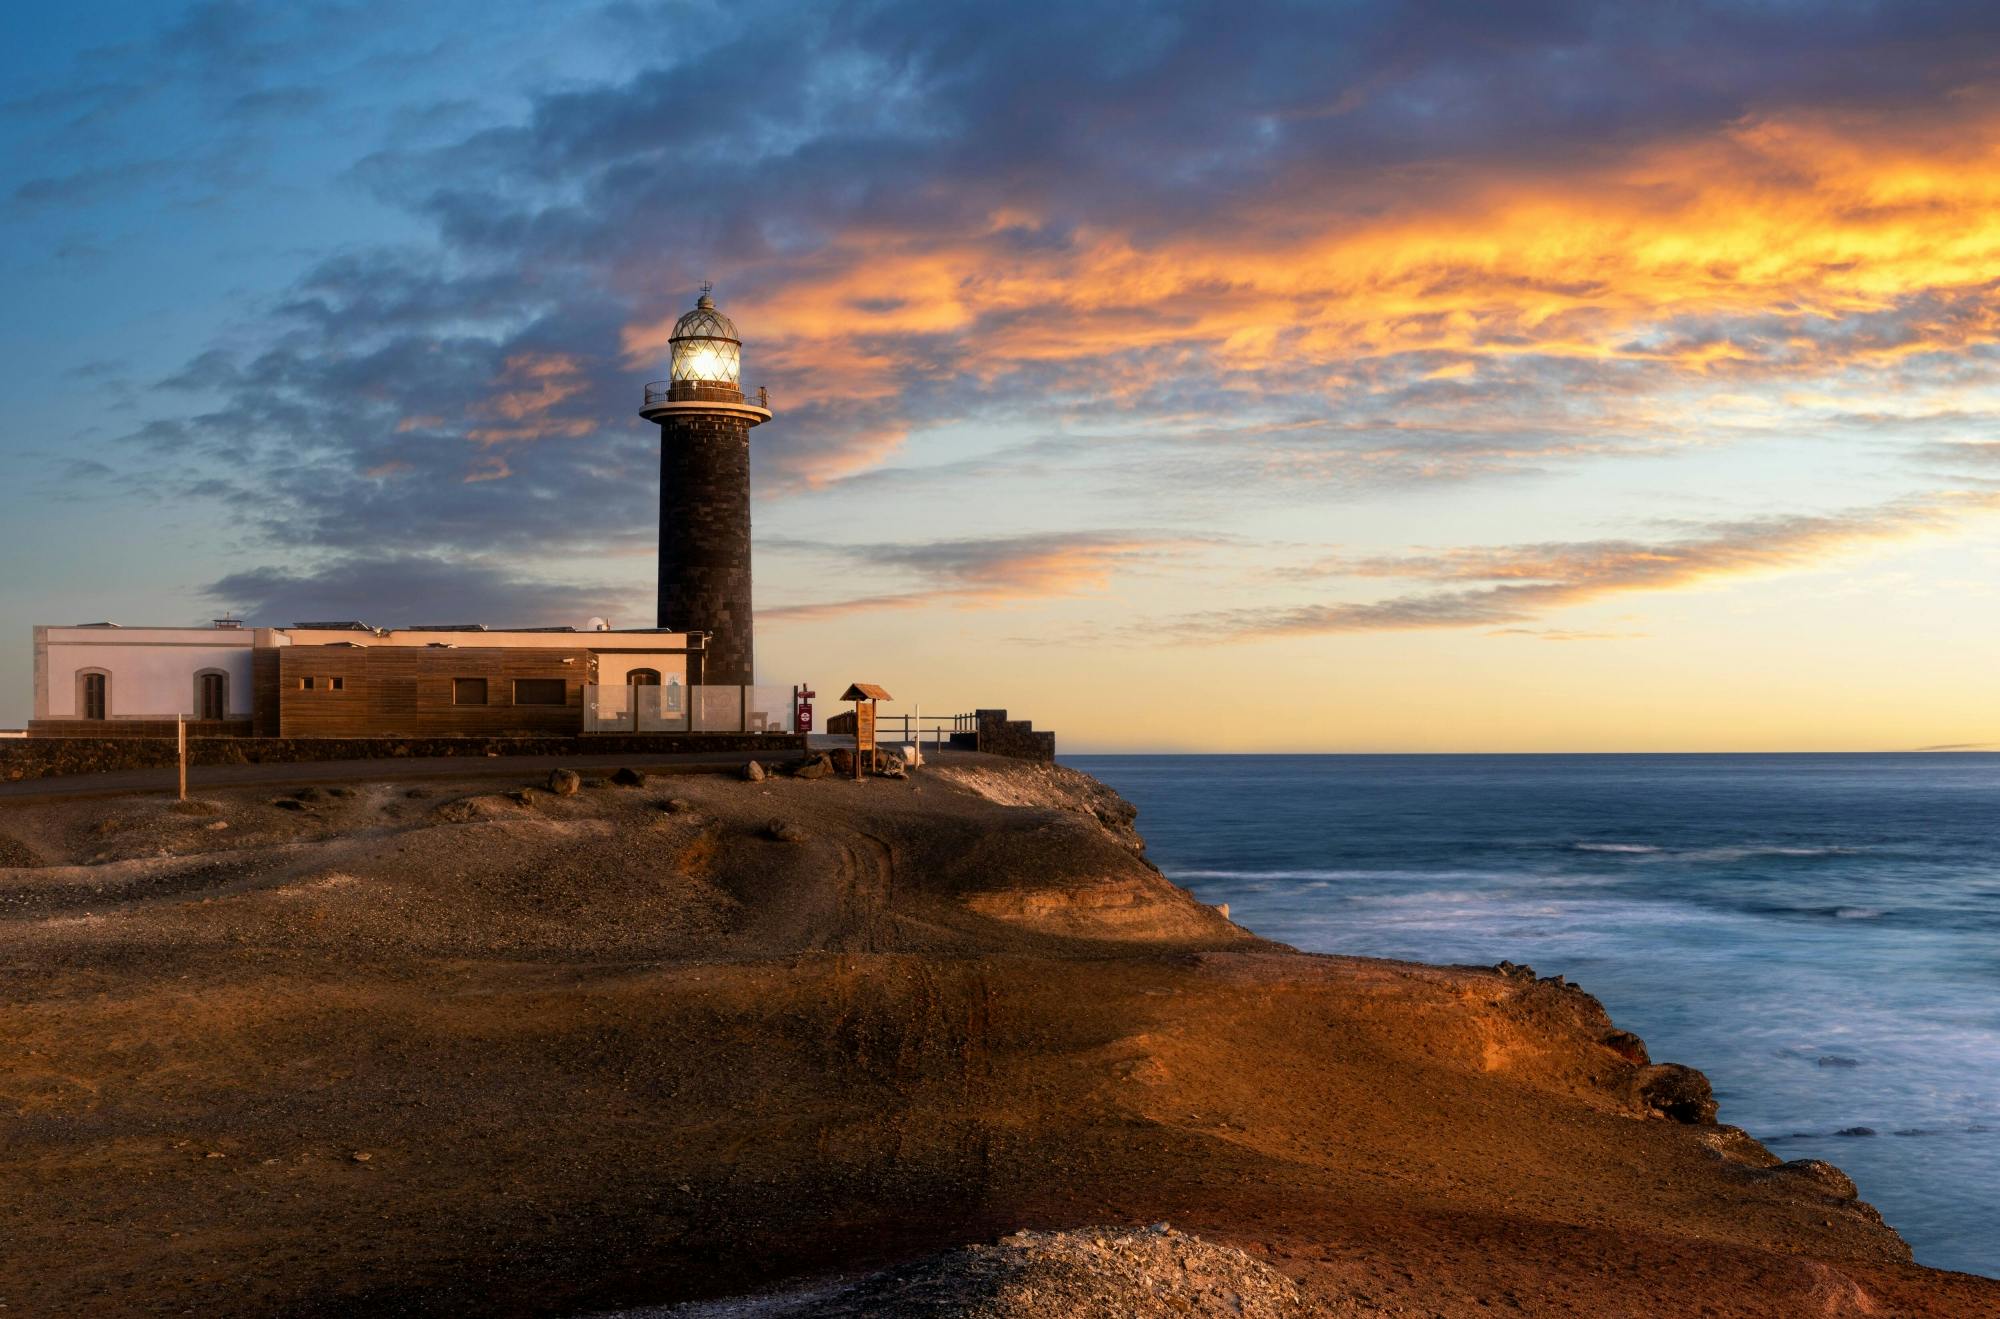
[37,628,256,719]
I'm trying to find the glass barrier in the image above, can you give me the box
[582,684,800,735]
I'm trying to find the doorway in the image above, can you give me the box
[197,672,227,721]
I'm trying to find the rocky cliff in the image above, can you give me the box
[0,754,1992,1317]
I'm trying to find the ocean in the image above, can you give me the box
[1065,753,2000,1279]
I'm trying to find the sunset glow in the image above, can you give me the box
[6,3,2000,749]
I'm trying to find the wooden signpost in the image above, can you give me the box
[839,683,891,779]
[177,712,188,802]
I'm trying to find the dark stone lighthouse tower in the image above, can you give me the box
[640,286,771,686]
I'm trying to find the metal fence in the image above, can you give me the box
[582,683,799,735]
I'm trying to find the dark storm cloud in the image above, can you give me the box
[115,0,2000,621]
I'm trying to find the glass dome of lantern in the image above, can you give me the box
[668,285,742,388]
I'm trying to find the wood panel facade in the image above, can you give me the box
[277,645,592,738]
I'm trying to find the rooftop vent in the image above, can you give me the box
[75,622,120,628]
[212,617,243,630]
[295,621,371,631]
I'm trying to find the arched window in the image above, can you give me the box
[194,670,229,721]
[628,668,661,686]
[77,669,109,720]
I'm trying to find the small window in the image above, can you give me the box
[331,676,345,691]
[513,678,567,706]
[453,677,489,706]
[300,676,315,691]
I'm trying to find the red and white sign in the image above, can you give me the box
[795,687,815,733]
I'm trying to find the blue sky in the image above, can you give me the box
[6,2,2000,749]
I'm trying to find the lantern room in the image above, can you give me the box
[668,286,741,388]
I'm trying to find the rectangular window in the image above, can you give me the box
[453,677,489,706]
[331,677,345,691]
[512,678,567,706]
[300,676,315,691]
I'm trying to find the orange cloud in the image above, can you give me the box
[1206,489,2000,638]
[467,353,595,446]
[763,532,1189,620]
[625,101,2000,482]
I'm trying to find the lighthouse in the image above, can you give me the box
[640,286,772,686]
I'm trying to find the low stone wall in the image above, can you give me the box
[28,719,255,739]
[0,733,805,783]
[974,709,1057,762]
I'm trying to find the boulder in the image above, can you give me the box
[878,752,909,779]
[612,766,648,787]
[547,768,581,797]
[1634,1063,1718,1124]
[742,760,766,783]
[829,748,857,777]
[792,754,834,781]
[290,787,324,803]
[766,820,807,843]
[1769,1159,1859,1200]
[1602,1029,1650,1065]
[271,798,308,812]
[661,798,697,814]
[326,786,356,799]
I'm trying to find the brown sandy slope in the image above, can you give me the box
[0,755,1993,1317]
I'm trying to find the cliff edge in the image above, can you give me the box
[0,754,1993,1317]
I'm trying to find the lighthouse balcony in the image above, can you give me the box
[639,380,773,424]
[644,380,772,407]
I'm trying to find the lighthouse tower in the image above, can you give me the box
[640,286,771,686]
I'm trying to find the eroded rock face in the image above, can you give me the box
[1770,1159,1861,1201]
[1635,1063,1719,1124]
[743,760,766,783]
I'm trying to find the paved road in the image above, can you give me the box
[0,750,777,802]
[0,742,968,803]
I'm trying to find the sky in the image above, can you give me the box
[4,1,2000,751]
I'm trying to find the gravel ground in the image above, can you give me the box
[622,1225,1328,1318]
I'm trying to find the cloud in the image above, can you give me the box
[204,553,627,629]
[1199,490,2000,638]
[72,0,2000,624]
[762,531,1194,619]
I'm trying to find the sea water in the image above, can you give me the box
[1066,753,2000,1278]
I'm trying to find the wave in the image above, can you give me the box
[1569,842,1859,861]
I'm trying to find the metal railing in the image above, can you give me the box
[823,711,978,762]
[643,381,772,409]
